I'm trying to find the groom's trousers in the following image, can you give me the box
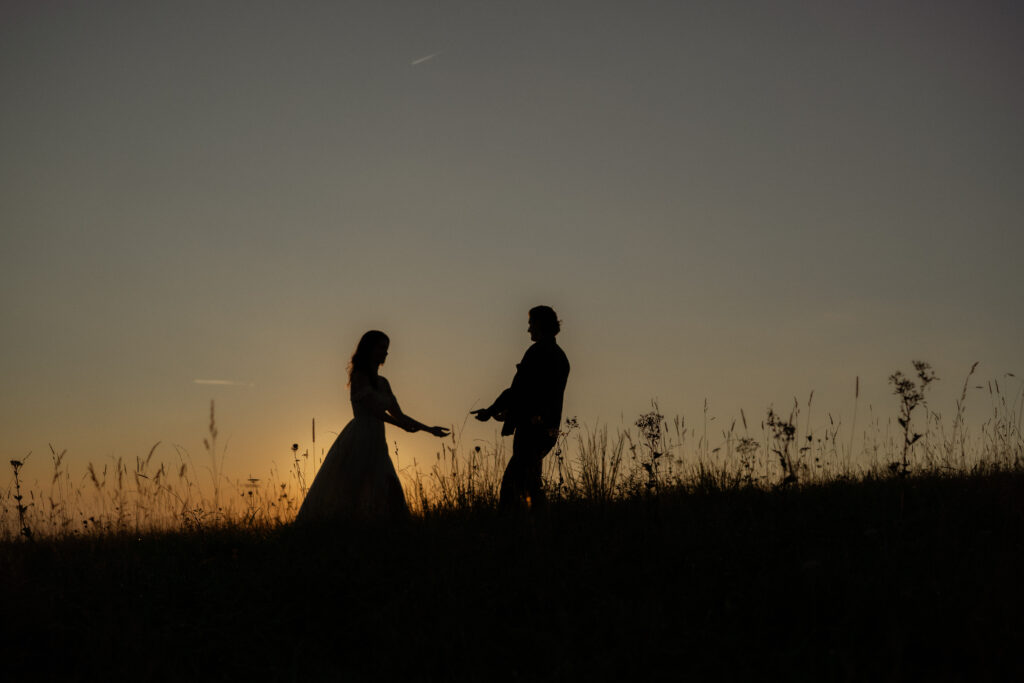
[498,426,557,511]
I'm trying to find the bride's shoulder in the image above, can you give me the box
[349,369,374,395]
[350,370,388,394]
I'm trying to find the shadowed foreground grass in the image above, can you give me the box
[2,469,1022,681]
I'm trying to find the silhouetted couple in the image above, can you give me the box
[295,306,569,522]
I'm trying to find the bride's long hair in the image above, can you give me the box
[348,330,389,385]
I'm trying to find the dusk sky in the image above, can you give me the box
[3,1,1021,488]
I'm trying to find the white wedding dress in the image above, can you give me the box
[295,375,408,521]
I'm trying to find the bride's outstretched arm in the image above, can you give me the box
[351,372,448,437]
[386,395,449,438]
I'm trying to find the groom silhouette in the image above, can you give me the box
[472,305,570,511]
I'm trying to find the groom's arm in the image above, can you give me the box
[486,388,514,420]
[474,348,537,422]
[473,388,512,421]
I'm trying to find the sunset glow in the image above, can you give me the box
[1,1,1020,496]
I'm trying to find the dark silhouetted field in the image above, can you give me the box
[2,469,1022,681]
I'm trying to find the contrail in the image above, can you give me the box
[193,379,255,387]
[411,51,442,66]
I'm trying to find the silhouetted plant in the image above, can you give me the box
[290,443,308,499]
[242,476,261,525]
[572,423,625,502]
[633,405,667,491]
[736,437,760,484]
[549,416,580,500]
[889,360,938,477]
[9,455,33,540]
[767,408,799,487]
[202,400,225,517]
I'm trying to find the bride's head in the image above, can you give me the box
[349,330,390,382]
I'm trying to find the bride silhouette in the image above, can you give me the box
[295,330,448,522]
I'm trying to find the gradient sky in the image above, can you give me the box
[2,1,1022,488]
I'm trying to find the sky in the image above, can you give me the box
[2,0,1022,489]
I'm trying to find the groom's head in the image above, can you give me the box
[528,306,560,341]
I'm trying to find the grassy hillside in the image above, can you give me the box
[2,469,1022,681]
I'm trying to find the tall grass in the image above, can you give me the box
[3,362,1021,540]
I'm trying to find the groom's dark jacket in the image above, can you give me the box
[487,338,570,438]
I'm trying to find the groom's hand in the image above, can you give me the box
[471,408,491,422]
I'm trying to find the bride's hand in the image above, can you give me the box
[428,426,450,438]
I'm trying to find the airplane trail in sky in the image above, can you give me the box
[193,379,255,387]
[411,51,442,66]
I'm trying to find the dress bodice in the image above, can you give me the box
[350,375,394,421]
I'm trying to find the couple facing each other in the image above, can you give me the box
[295,305,570,522]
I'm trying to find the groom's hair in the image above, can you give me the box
[529,306,561,336]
